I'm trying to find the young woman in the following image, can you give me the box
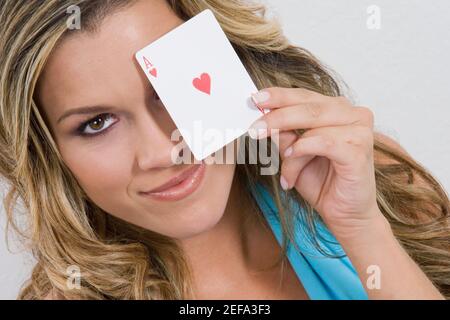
[0,0,448,300]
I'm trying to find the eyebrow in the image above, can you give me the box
[57,105,115,124]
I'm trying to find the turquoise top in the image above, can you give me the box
[249,182,368,300]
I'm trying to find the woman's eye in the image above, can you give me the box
[78,113,117,137]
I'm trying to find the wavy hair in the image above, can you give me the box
[0,0,449,299]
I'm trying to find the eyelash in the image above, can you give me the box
[75,91,161,138]
[76,113,118,138]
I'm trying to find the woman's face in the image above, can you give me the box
[35,0,237,239]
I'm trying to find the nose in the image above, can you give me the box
[134,114,183,170]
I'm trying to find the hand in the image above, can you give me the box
[248,87,388,243]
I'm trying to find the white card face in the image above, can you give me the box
[135,9,267,161]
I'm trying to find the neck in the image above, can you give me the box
[178,173,282,299]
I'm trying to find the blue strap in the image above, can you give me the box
[249,182,368,300]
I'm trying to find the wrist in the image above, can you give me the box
[334,208,444,299]
[336,208,396,254]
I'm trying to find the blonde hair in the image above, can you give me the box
[1,0,449,299]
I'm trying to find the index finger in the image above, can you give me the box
[251,86,325,109]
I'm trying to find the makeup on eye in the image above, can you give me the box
[66,88,162,139]
[75,113,119,138]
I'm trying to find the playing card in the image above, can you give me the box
[135,9,268,161]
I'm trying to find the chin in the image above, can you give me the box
[171,206,227,240]
[138,163,237,239]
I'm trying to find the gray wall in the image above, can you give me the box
[1,0,449,299]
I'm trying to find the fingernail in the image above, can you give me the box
[248,120,267,139]
[251,90,271,105]
[284,147,293,158]
[280,175,289,190]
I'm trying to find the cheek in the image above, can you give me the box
[60,141,133,206]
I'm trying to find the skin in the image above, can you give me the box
[250,88,444,299]
[35,0,444,299]
[35,0,306,299]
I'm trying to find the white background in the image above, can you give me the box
[1,0,449,299]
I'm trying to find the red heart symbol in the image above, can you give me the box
[149,68,157,78]
[192,73,211,95]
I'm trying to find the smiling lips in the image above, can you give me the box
[140,161,206,201]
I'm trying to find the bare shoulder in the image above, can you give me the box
[373,132,412,163]
[373,131,445,221]
[373,131,429,186]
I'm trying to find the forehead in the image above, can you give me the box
[36,0,183,113]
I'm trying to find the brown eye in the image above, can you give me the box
[78,113,117,137]
[88,115,106,130]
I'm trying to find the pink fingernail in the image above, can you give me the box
[251,90,271,105]
[284,147,293,158]
[280,175,289,190]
